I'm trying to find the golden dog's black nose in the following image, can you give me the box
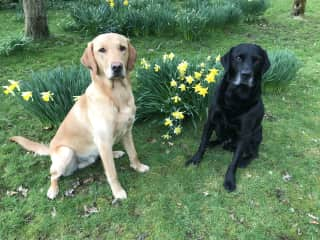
[111,62,123,74]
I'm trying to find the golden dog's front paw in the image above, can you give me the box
[47,186,59,200]
[130,163,150,173]
[113,188,127,200]
[113,151,125,159]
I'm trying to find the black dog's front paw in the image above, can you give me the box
[223,177,236,192]
[185,153,202,166]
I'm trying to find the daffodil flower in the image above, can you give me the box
[73,95,80,102]
[216,54,221,63]
[205,68,219,83]
[172,111,184,120]
[41,91,54,102]
[164,118,173,127]
[178,84,186,92]
[8,80,20,91]
[21,91,32,101]
[168,52,175,60]
[123,0,129,6]
[170,79,177,87]
[162,134,171,140]
[209,68,219,76]
[108,0,115,8]
[140,58,150,70]
[205,73,215,83]
[193,83,203,93]
[171,95,181,104]
[174,126,182,135]
[198,87,208,97]
[154,64,160,72]
[194,71,202,80]
[3,85,17,95]
[200,62,206,68]
[207,56,211,61]
[177,61,188,77]
[163,54,168,62]
[185,75,194,85]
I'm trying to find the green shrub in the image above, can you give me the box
[67,0,242,40]
[2,66,90,125]
[236,0,270,22]
[176,9,209,41]
[135,53,222,139]
[0,35,32,56]
[69,1,121,35]
[263,50,301,92]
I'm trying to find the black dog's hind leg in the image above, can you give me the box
[223,136,250,191]
[186,120,214,166]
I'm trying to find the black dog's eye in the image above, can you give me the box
[99,48,106,53]
[236,56,242,62]
[253,57,261,65]
[120,45,126,52]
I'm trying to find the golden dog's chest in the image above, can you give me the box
[113,106,135,142]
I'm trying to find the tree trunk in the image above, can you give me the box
[23,0,49,40]
[292,0,307,16]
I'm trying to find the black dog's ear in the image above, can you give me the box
[221,47,233,72]
[261,49,271,74]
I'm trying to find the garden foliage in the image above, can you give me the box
[2,50,300,139]
[68,0,243,40]
[0,35,31,56]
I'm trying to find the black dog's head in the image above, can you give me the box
[221,44,270,87]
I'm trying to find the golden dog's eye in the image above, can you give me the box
[99,48,106,53]
[120,45,126,52]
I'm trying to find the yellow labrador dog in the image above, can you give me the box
[10,33,149,200]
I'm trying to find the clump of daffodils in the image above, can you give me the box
[136,52,222,141]
[2,79,54,103]
[107,0,129,8]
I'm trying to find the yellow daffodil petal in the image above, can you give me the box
[171,96,181,104]
[154,64,160,72]
[194,71,202,80]
[178,84,186,92]
[170,79,177,87]
[174,126,182,135]
[21,91,32,101]
[164,118,173,126]
[41,91,54,102]
[216,54,221,63]
[185,75,194,84]
[172,111,184,120]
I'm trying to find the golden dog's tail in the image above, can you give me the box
[10,136,50,156]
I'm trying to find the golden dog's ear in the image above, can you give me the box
[127,41,137,72]
[81,42,98,75]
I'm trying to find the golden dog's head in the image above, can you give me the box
[81,33,136,80]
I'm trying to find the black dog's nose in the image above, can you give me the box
[241,70,253,79]
[111,62,123,74]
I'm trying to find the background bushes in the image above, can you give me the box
[66,0,246,40]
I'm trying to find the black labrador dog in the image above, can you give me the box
[186,43,270,192]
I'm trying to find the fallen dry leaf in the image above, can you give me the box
[17,185,28,197]
[51,207,57,218]
[6,190,18,196]
[203,191,210,197]
[282,172,292,182]
[83,204,99,217]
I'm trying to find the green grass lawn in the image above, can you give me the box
[1,0,320,239]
